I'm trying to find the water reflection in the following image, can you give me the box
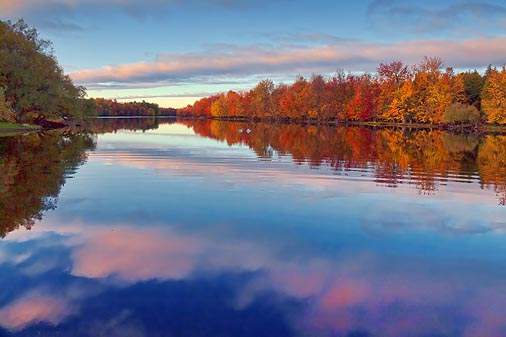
[1,119,506,337]
[184,120,506,204]
[85,117,170,134]
[0,131,95,237]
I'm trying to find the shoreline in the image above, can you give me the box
[3,117,506,135]
[175,116,506,133]
[0,122,42,136]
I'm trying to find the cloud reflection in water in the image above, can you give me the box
[1,123,506,336]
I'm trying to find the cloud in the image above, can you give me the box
[36,18,86,32]
[244,32,359,47]
[0,0,286,18]
[2,176,506,336]
[367,0,506,35]
[70,36,506,89]
[109,92,220,100]
[70,227,200,281]
[0,291,71,330]
[57,221,506,336]
[85,77,250,90]
[0,0,288,35]
[0,0,162,15]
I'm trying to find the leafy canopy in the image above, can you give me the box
[0,19,92,123]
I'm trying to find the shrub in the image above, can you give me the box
[442,103,481,125]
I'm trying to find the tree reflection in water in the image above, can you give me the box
[2,118,506,238]
[0,131,96,236]
[183,120,506,204]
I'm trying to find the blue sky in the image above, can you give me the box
[2,0,506,107]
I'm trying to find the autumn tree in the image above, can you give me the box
[284,76,309,120]
[326,71,353,122]
[481,67,506,125]
[178,57,499,127]
[271,83,289,119]
[210,93,228,117]
[412,57,444,123]
[377,60,412,122]
[248,79,275,119]
[411,57,466,123]
[333,72,356,122]
[225,90,244,117]
[305,74,326,120]
[346,74,379,121]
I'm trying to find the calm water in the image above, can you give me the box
[1,119,506,337]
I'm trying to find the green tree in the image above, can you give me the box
[0,19,90,124]
[0,87,15,122]
[460,70,484,109]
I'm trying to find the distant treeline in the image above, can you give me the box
[179,57,506,126]
[0,20,93,124]
[91,98,176,117]
[0,19,177,125]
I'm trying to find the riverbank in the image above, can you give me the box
[0,122,42,136]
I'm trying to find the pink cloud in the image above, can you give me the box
[0,291,71,330]
[71,37,506,88]
[321,281,371,308]
[6,218,506,336]
[71,227,200,281]
[69,225,278,281]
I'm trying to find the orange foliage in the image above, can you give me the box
[179,57,486,125]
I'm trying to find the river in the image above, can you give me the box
[1,118,505,337]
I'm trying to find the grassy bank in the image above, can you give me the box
[0,122,41,136]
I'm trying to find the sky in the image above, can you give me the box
[1,0,506,108]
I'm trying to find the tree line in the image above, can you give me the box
[179,58,506,126]
[91,98,176,117]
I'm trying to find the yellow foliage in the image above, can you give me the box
[210,94,227,118]
[482,68,506,125]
